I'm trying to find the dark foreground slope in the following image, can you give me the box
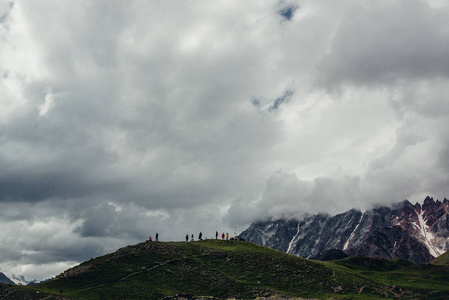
[4,241,449,299]
[0,283,76,300]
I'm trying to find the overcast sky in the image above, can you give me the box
[1,0,449,281]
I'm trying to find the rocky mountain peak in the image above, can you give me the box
[422,196,436,210]
[414,202,422,213]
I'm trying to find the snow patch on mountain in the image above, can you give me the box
[287,223,301,254]
[417,209,440,257]
[343,213,362,250]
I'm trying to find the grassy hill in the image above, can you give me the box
[3,240,449,299]
[329,255,449,299]
[430,250,449,265]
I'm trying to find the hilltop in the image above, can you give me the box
[34,240,397,299]
[2,240,449,299]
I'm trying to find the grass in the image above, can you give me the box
[4,240,449,299]
[430,250,449,266]
[324,255,449,299]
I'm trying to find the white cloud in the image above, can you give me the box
[38,88,55,117]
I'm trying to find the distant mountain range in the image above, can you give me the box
[240,196,449,264]
[0,272,38,285]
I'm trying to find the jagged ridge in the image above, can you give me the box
[240,196,449,263]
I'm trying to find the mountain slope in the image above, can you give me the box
[240,197,449,263]
[0,272,14,285]
[33,240,402,299]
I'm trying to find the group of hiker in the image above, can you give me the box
[185,231,230,242]
[148,231,237,242]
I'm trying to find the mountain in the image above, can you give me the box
[240,196,449,264]
[0,272,14,285]
[2,240,449,299]
[9,274,39,286]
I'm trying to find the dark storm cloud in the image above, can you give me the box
[74,203,120,237]
[0,170,112,203]
[0,245,21,262]
[23,240,104,265]
[74,202,154,240]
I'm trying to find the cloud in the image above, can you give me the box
[74,202,168,240]
[225,171,363,226]
[317,0,449,89]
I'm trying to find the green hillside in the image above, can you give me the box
[430,251,449,265]
[4,240,449,299]
[329,255,449,299]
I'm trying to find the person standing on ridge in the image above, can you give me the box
[226,232,229,241]
[199,232,202,240]
[149,236,152,242]
[191,234,194,241]
[216,231,218,239]
[221,233,225,240]
[156,233,159,242]
[186,234,188,242]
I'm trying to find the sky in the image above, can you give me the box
[1,0,449,281]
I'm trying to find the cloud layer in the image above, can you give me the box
[1,0,449,280]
